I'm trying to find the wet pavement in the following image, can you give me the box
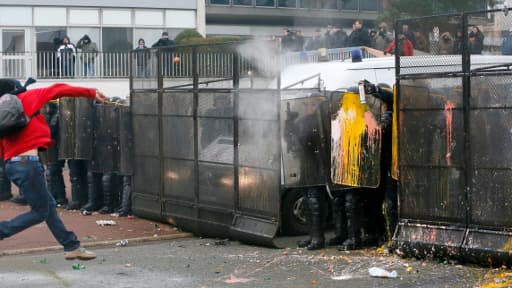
[0,237,509,288]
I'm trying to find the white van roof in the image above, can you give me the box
[279,55,512,92]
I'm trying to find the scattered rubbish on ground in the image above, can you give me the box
[72,263,86,270]
[214,239,229,246]
[116,239,129,247]
[81,210,92,216]
[331,275,354,280]
[96,220,116,226]
[125,263,133,268]
[223,275,255,284]
[368,267,398,278]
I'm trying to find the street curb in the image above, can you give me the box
[0,232,193,257]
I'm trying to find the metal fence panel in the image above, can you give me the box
[395,10,512,265]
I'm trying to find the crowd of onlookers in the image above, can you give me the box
[276,20,512,57]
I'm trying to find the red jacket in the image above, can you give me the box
[1,84,96,161]
[385,38,414,56]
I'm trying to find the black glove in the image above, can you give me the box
[359,80,377,95]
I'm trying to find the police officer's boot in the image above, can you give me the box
[47,161,67,206]
[117,176,132,217]
[0,164,12,201]
[99,173,114,214]
[327,196,347,246]
[67,160,86,210]
[339,192,361,251]
[81,172,103,212]
[306,188,325,251]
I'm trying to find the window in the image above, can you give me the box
[359,0,379,11]
[102,28,133,52]
[68,28,100,50]
[34,8,66,26]
[256,0,275,6]
[341,0,358,10]
[166,10,196,28]
[134,29,165,48]
[0,7,32,26]
[135,10,164,26]
[278,0,297,8]
[35,27,67,77]
[233,0,253,5]
[300,0,338,9]
[102,10,132,26]
[2,30,25,52]
[69,9,100,25]
[210,0,230,4]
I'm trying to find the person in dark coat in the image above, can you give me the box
[468,26,484,54]
[326,25,348,49]
[347,20,371,47]
[152,31,174,48]
[304,29,327,51]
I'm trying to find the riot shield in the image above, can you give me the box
[58,98,94,160]
[280,92,330,187]
[90,103,120,173]
[118,105,134,176]
[331,91,381,188]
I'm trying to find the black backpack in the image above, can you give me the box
[0,93,37,137]
[0,77,37,137]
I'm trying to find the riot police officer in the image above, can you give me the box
[294,97,328,250]
[43,101,68,206]
[67,159,88,210]
[363,81,397,245]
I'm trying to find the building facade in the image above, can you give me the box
[206,0,384,37]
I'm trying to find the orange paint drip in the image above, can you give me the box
[331,92,381,186]
[364,111,381,153]
[391,87,399,180]
[445,101,455,165]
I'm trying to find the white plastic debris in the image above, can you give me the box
[96,220,117,226]
[368,267,398,278]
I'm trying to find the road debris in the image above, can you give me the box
[96,220,116,226]
[72,263,86,270]
[223,275,255,284]
[116,239,129,247]
[368,267,398,278]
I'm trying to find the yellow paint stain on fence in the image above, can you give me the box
[332,92,380,186]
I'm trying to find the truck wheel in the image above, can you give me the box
[281,188,331,235]
[281,189,309,235]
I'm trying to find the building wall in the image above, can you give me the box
[0,1,196,9]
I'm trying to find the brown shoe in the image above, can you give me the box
[65,247,96,260]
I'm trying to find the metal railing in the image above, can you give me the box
[0,47,379,80]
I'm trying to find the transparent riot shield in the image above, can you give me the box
[331,91,381,188]
[280,92,330,187]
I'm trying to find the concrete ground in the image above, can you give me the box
[0,237,509,288]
